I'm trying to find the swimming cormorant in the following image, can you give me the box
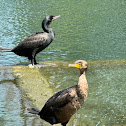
[27,60,88,126]
[0,15,60,65]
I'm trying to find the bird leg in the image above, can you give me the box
[61,124,66,126]
[31,57,38,65]
[34,56,38,65]
[61,121,68,126]
[31,51,38,65]
[31,57,35,66]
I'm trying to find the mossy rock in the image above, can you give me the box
[13,64,53,109]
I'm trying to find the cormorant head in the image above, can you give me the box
[44,15,60,26]
[42,15,60,32]
[69,60,88,73]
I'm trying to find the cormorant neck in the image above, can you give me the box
[80,69,87,76]
[42,21,53,33]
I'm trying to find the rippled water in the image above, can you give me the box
[41,60,126,126]
[0,0,126,126]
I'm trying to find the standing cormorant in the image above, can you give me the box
[0,15,60,65]
[27,60,88,126]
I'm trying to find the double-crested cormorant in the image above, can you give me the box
[27,60,88,126]
[0,15,60,65]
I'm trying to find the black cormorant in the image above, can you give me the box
[27,60,88,126]
[0,15,60,65]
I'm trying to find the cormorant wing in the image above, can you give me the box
[42,86,77,110]
[18,32,49,49]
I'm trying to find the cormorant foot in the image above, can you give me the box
[34,63,43,68]
[28,64,35,68]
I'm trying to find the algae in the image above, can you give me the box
[13,64,53,109]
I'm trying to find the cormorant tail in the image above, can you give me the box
[0,46,12,52]
[27,108,40,115]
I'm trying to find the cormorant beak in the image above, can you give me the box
[68,63,81,69]
[52,15,61,21]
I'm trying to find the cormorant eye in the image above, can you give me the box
[50,16,54,21]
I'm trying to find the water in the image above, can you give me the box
[41,60,126,126]
[0,67,24,126]
[0,0,126,126]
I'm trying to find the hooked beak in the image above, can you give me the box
[52,15,61,21]
[68,63,81,69]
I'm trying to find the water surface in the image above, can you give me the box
[0,0,126,126]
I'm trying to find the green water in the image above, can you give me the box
[40,60,126,126]
[0,0,126,126]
